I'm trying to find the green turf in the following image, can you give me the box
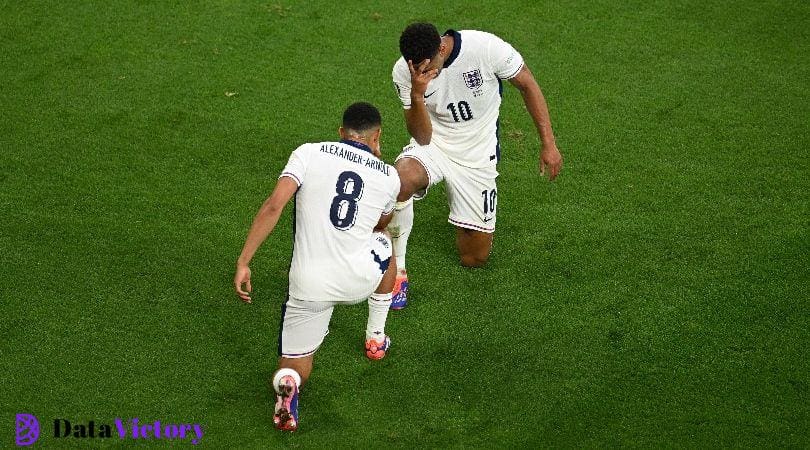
[1,0,808,447]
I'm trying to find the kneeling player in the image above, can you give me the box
[234,103,401,431]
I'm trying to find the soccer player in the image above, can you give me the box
[388,23,563,309]
[234,102,401,431]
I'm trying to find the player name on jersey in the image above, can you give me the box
[319,143,390,175]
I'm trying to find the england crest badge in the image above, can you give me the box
[462,69,483,90]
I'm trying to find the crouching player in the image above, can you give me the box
[234,102,400,431]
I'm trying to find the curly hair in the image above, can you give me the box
[399,22,441,64]
[342,102,381,133]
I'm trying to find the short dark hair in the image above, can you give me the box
[399,22,441,64]
[342,102,381,132]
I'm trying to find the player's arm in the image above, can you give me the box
[234,176,299,302]
[374,211,394,232]
[404,59,438,145]
[375,178,399,232]
[508,64,563,181]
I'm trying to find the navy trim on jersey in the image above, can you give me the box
[280,172,302,187]
[442,29,462,68]
[491,115,502,163]
[496,79,504,162]
[503,62,524,80]
[340,139,374,154]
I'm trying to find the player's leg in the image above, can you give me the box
[455,227,494,267]
[387,197,412,310]
[388,154,430,309]
[272,297,335,431]
[275,356,313,385]
[366,232,396,359]
[395,156,430,203]
[271,361,305,431]
[445,163,498,267]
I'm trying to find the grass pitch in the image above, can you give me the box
[1,0,808,447]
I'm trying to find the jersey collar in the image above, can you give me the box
[442,29,462,68]
[340,139,374,154]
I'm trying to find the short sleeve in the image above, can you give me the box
[489,34,524,80]
[279,144,311,186]
[392,59,413,109]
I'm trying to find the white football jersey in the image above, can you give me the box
[280,140,400,302]
[393,30,524,168]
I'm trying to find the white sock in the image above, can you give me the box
[272,368,301,393]
[366,292,392,340]
[388,198,413,272]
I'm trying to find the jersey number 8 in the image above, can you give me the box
[330,171,364,230]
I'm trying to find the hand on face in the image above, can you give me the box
[407,59,439,96]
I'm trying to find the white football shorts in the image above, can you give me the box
[397,142,498,233]
[278,232,392,358]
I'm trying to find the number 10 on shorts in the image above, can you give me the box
[482,189,497,217]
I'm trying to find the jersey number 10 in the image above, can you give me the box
[330,171,364,230]
[447,101,473,122]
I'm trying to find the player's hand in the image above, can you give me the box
[539,143,563,181]
[234,264,253,303]
[407,59,438,96]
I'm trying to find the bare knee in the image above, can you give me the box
[460,253,489,268]
[455,227,493,268]
[395,158,428,202]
